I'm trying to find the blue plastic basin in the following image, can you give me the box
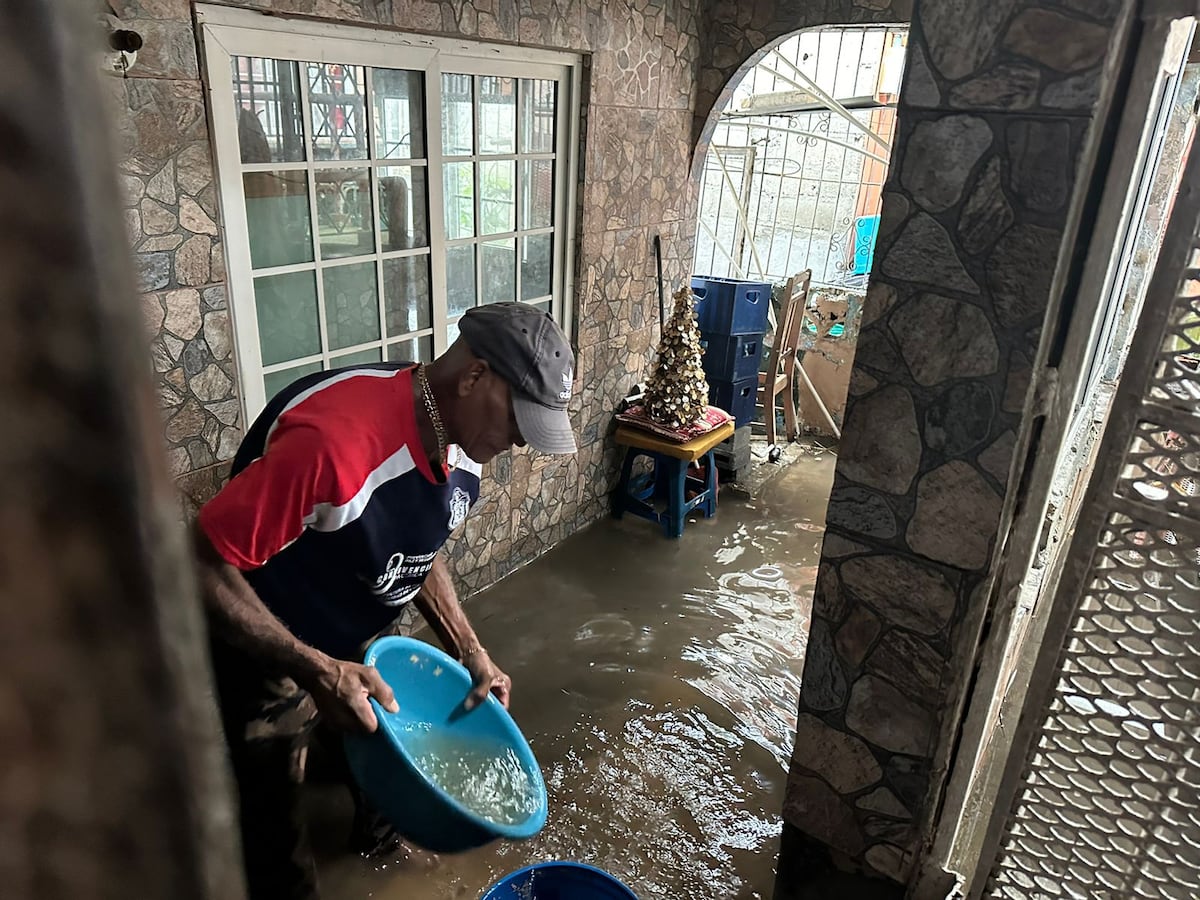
[343,636,548,853]
[481,862,640,899]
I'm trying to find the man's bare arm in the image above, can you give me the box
[413,553,482,658]
[193,524,397,731]
[415,554,511,708]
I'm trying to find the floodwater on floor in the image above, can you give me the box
[310,448,837,899]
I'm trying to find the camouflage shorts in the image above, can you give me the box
[210,640,321,900]
[209,634,411,899]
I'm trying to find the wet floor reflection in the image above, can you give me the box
[312,450,836,899]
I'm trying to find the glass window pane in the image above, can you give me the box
[446,245,476,318]
[521,233,552,302]
[531,300,551,315]
[244,170,313,268]
[372,68,425,159]
[480,160,515,235]
[520,159,554,230]
[387,335,433,363]
[330,346,382,367]
[233,57,305,164]
[323,262,380,351]
[308,63,367,160]
[481,239,515,306]
[383,255,432,336]
[519,78,556,153]
[254,271,321,366]
[441,73,474,156]
[264,360,323,400]
[316,168,374,259]
[444,162,475,239]
[479,76,516,154]
[447,320,461,347]
[379,166,428,250]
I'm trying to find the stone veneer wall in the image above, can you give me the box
[781,0,1126,883]
[108,0,701,599]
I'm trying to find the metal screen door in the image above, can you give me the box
[975,89,1200,899]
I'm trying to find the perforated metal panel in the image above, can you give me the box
[985,520,1200,899]
[983,112,1200,900]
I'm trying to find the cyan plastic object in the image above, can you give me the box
[804,320,846,338]
[343,636,547,853]
[852,214,880,276]
[481,861,640,899]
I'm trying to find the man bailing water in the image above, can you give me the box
[192,302,577,900]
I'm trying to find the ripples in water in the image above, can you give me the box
[313,456,835,899]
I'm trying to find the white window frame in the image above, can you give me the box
[197,4,582,419]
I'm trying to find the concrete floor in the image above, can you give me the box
[308,445,840,899]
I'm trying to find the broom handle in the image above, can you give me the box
[653,234,665,329]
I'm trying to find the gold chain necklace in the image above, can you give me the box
[416,364,449,466]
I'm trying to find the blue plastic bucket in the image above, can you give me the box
[481,862,639,899]
[343,636,548,853]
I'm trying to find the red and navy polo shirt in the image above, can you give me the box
[198,363,481,660]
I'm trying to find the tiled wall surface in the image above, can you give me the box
[107,0,701,595]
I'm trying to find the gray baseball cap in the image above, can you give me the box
[458,302,577,454]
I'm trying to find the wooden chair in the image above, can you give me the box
[757,269,811,446]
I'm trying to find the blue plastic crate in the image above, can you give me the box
[700,331,765,382]
[708,376,758,428]
[690,276,772,336]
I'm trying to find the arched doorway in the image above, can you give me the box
[695,26,907,289]
[693,24,908,444]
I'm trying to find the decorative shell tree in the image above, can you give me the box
[644,285,709,429]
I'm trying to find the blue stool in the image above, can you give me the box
[612,423,735,538]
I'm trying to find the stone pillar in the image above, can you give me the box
[780,0,1125,887]
[0,2,244,898]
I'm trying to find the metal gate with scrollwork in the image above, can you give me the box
[693,25,907,291]
[972,77,1200,899]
